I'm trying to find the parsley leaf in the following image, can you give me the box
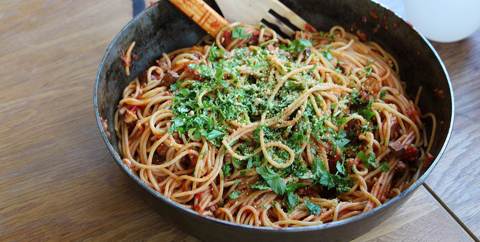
[286,192,299,211]
[295,167,314,179]
[312,158,335,189]
[232,26,250,39]
[379,162,390,172]
[281,39,312,53]
[284,182,306,210]
[335,116,348,126]
[333,130,350,150]
[336,161,347,176]
[332,175,352,193]
[286,182,306,193]
[311,117,326,138]
[359,108,375,120]
[222,164,232,177]
[250,182,270,190]
[379,90,386,99]
[349,90,360,105]
[322,50,333,60]
[358,151,377,168]
[256,166,286,195]
[206,129,224,140]
[364,65,373,76]
[208,44,224,62]
[304,199,321,215]
[232,158,244,169]
[359,100,375,120]
[312,158,352,193]
[229,190,241,200]
[246,154,262,169]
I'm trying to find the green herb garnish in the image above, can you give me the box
[232,26,250,39]
[312,158,352,193]
[358,100,375,120]
[379,162,390,172]
[304,199,321,215]
[281,39,312,53]
[256,166,286,195]
[251,183,271,190]
[229,191,241,200]
[358,151,377,168]
[322,50,333,60]
[336,161,347,176]
[222,164,232,177]
[284,182,306,210]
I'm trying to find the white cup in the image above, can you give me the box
[403,0,480,43]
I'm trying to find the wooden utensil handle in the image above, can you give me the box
[169,0,229,37]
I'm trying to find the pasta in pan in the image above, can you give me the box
[115,23,435,227]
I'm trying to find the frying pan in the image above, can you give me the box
[94,1,454,241]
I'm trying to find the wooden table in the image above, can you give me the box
[0,1,478,241]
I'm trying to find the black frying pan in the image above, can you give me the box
[94,1,454,241]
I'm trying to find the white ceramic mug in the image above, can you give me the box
[404,0,480,42]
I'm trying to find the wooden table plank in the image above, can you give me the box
[0,0,475,241]
[355,186,472,242]
[425,32,480,237]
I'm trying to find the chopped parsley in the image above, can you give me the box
[229,190,241,200]
[286,182,307,192]
[332,130,350,150]
[208,44,224,62]
[250,183,271,190]
[232,158,244,169]
[285,182,306,210]
[336,161,347,176]
[358,100,375,120]
[256,166,286,195]
[304,199,321,215]
[349,90,361,105]
[246,154,262,169]
[206,129,224,140]
[363,65,373,76]
[322,49,333,60]
[312,158,352,193]
[379,162,390,172]
[164,34,392,212]
[312,158,335,189]
[222,163,232,177]
[379,90,387,99]
[281,39,312,53]
[286,192,299,211]
[358,151,377,168]
[232,26,250,39]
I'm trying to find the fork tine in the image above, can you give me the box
[263,14,296,37]
[268,0,316,32]
[261,20,287,38]
[215,0,317,33]
[268,9,301,32]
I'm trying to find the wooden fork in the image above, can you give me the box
[169,0,228,37]
[169,0,315,37]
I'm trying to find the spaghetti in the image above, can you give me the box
[115,23,435,227]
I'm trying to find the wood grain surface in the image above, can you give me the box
[426,31,480,237]
[0,0,478,241]
[169,0,228,36]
